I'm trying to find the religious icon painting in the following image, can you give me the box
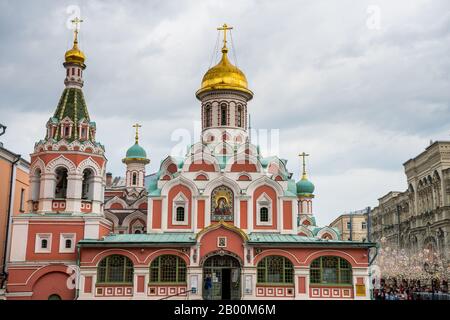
[211,186,234,221]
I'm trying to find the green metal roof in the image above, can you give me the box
[248,233,376,247]
[125,142,147,159]
[52,87,94,142]
[79,233,196,246]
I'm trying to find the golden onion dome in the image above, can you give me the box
[64,30,86,66]
[196,47,253,98]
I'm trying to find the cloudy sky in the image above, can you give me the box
[1,0,449,225]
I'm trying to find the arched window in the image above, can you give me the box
[132,172,137,186]
[97,255,134,284]
[48,294,61,300]
[310,256,352,285]
[81,169,93,200]
[237,106,242,127]
[149,255,186,283]
[205,106,212,127]
[176,206,185,222]
[260,207,269,222]
[41,239,48,249]
[221,105,227,126]
[257,256,293,284]
[55,167,68,199]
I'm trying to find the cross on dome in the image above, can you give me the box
[217,23,233,53]
[299,152,310,179]
[133,123,142,144]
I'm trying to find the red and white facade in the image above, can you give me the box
[4,26,374,300]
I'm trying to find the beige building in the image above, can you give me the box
[370,141,450,261]
[330,209,369,242]
[0,127,30,290]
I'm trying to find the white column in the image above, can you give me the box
[39,173,56,213]
[66,173,82,213]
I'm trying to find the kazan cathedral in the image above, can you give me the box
[5,23,374,300]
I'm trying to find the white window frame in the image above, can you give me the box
[59,233,76,253]
[35,233,52,253]
[172,193,188,225]
[256,193,272,226]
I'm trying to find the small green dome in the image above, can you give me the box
[125,143,147,160]
[297,177,315,195]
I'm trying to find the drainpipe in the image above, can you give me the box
[349,213,353,241]
[75,244,81,300]
[1,154,20,289]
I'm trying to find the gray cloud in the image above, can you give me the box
[1,0,449,225]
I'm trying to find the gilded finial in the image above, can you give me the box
[132,123,142,144]
[217,23,233,54]
[70,17,83,47]
[298,152,310,180]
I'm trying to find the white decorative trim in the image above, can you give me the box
[172,192,188,225]
[45,155,77,174]
[59,233,76,253]
[35,233,52,253]
[256,193,272,226]
[77,156,102,176]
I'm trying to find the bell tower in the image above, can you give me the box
[122,123,150,192]
[196,24,253,147]
[296,152,315,225]
[28,18,106,216]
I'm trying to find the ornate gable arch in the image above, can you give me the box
[77,156,102,176]
[204,175,241,196]
[246,175,284,196]
[316,227,340,240]
[105,196,128,210]
[122,210,147,229]
[182,153,220,172]
[45,155,77,174]
[160,175,199,197]
[226,153,263,173]
[30,157,46,176]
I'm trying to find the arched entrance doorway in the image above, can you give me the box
[202,254,241,300]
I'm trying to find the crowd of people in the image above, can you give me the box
[372,278,449,300]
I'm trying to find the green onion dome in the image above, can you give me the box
[296,176,315,195]
[122,142,149,164]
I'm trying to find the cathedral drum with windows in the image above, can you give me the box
[5,23,375,300]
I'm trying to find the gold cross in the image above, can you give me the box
[70,17,83,44]
[217,23,233,49]
[132,123,142,143]
[298,152,310,178]
[71,17,83,31]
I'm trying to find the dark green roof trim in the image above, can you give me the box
[247,233,376,248]
[78,233,196,247]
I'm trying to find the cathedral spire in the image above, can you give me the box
[299,152,309,180]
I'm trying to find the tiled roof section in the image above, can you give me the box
[52,87,94,141]
[79,232,196,245]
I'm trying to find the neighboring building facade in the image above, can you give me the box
[329,209,369,242]
[370,141,450,261]
[5,23,374,300]
[0,137,30,290]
